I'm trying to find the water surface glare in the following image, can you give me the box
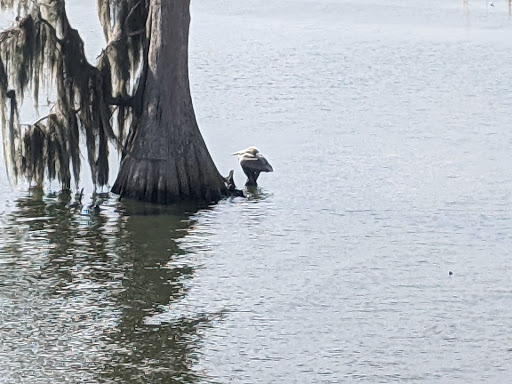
[2,0,512,382]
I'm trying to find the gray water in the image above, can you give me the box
[2,1,512,382]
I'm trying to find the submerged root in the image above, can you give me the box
[223,170,244,197]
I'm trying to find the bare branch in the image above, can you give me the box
[126,28,145,37]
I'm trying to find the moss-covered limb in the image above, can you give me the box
[98,0,148,47]
[2,91,20,184]
[96,0,149,101]
[1,0,149,190]
[0,14,58,103]
[15,105,83,190]
[0,0,32,15]
[96,0,151,158]
[0,1,133,189]
[97,0,113,41]
[0,11,63,144]
[20,114,72,189]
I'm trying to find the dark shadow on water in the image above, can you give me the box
[0,190,223,383]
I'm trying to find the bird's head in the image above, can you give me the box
[247,146,259,155]
[232,146,259,156]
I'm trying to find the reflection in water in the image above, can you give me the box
[0,191,222,383]
[243,186,274,202]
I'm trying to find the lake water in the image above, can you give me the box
[2,0,512,382]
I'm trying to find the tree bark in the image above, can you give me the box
[111,0,227,204]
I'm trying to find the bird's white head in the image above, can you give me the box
[231,146,259,156]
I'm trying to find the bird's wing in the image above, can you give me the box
[240,154,273,172]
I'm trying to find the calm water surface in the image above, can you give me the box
[2,1,512,382]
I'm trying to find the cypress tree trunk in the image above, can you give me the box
[111,0,227,204]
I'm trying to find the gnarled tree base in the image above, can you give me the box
[111,156,228,205]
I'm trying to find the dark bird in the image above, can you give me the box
[232,146,273,187]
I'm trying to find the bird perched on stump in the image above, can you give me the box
[232,147,273,187]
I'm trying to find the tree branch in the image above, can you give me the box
[125,0,142,29]
[0,23,22,43]
[105,94,134,108]
[0,14,63,45]
[126,28,145,37]
[30,112,55,126]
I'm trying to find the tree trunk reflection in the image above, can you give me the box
[0,191,221,383]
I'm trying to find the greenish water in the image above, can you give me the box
[0,192,211,382]
[2,0,512,382]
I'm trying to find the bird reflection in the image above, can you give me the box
[232,146,273,187]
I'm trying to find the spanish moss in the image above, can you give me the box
[0,0,149,190]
